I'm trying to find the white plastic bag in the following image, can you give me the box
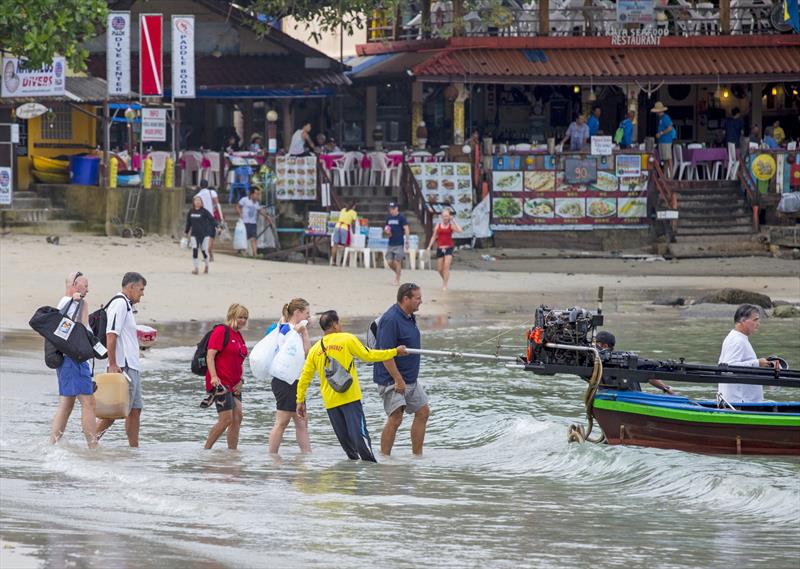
[249,326,282,381]
[180,237,189,249]
[269,329,306,383]
[233,219,247,250]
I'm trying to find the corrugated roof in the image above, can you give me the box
[87,55,350,91]
[412,47,800,84]
[350,51,438,80]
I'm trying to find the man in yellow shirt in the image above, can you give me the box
[330,201,358,266]
[772,121,786,146]
[296,310,407,462]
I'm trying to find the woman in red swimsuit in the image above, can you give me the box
[426,208,462,291]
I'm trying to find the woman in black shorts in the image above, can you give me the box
[268,298,312,454]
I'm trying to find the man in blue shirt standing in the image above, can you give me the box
[588,106,602,137]
[724,108,744,147]
[652,101,675,177]
[384,202,409,286]
[373,283,429,456]
[618,109,636,149]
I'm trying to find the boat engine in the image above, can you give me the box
[526,305,602,368]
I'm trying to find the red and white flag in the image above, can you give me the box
[139,14,163,96]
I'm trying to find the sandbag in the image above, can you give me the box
[94,372,130,419]
[249,326,282,381]
[233,219,247,250]
[777,192,800,214]
[269,329,306,383]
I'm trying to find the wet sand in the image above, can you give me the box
[1,234,798,334]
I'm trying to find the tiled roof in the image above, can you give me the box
[412,46,800,84]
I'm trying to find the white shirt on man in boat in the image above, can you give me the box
[718,329,763,403]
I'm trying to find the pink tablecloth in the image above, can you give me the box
[319,153,344,169]
[684,147,728,168]
[361,153,404,169]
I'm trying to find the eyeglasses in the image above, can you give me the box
[72,271,83,285]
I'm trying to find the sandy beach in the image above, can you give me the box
[1,234,799,331]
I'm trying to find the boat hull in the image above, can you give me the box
[592,391,800,455]
[31,155,69,173]
[31,169,70,184]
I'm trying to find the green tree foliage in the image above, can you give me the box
[0,0,108,71]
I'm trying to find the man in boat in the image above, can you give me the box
[717,304,781,404]
[595,331,674,394]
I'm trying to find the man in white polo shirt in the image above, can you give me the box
[97,272,147,447]
[718,304,780,404]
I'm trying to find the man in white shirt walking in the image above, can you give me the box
[97,272,147,447]
[718,304,780,404]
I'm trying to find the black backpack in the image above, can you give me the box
[191,325,230,376]
[88,294,129,357]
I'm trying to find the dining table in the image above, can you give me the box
[318,153,345,170]
[360,153,404,169]
[684,147,728,179]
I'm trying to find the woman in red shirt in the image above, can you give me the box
[204,303,249,449]
[426,208,462,291]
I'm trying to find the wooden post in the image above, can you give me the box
[453,0,465,37]
[453,83,467,145]
[539,0,550,36]
[421,0,432,39]
[365,86,377,148]
[392,6,401,40]
[411,82,424,148]
[103,100,110,187]
[720,0,731,34]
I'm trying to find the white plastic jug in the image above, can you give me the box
[94,372,130,419]
[249,326,281,381]
[233,219,247,251]
[269,329,306,384]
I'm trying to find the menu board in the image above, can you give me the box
[275,156,317,200]
[409,162,473,237]
[490,154,649,231]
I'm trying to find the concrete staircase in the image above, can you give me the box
[666,180,767,258]
[333,184,426,239]
[0,190,87,235]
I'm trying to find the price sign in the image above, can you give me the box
[564,158,597,185]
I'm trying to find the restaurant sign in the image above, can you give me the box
[616,0,655,24]
[490,154,649,231]
[409,162,474,237]
[1,57,66,98]
[275,156,317,200]
[610,29,665,47]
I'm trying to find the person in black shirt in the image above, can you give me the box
[185,196,216,274]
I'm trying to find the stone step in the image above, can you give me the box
[6,191,52,209]
[669,180,740,190]
[675,224,755,236]
[0,219,89,236]
[668,239,768,258]
[678,206,749,218]
[678,198,748,209]
[677,216,752,229]
[674,189,743,200]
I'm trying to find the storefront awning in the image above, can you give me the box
[348,51,438,81]
[412,45,800,85]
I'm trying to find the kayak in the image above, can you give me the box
[31,169,70,184]
[32,155,69,173]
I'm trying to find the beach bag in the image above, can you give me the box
[249,326,282,381]
[29,299,103,363]
[366,313,383,349]
[94,372,131,419]
[320,337,354,393]
[269,329,306,383]
[777,192,800,214]
[191,325,230,376]
[614,126,624,144]
[88,294,129,353]
[44,339,64,369]
[233,219,247,250]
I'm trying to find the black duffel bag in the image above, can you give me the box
[29,299,102,363]
[44,339,64,369]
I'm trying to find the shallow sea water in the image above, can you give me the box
[1,311,799,568]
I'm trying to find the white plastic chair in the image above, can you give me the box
[672,145,693,180]
[725,142,741,180]
[367,152,392,186]
[180,151,202,186]
[331,153,359,187]
[202,152,221,187]
[148,151,170,186]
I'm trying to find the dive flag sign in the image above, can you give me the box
[139,14,163,96]
[106,12,131,96]
[171,16,195,99]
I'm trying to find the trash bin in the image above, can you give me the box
[69,155,101,185]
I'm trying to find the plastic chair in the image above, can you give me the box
[228,166,251,203]
[202,152,221,187]
[148,151,170,186]
[331,153,359,187]
[180,151,202,186]
[672,145,693,180]
[368,152,391,186]
[725,143,740,180]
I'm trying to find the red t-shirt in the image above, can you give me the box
[205,325,247,391]
[435,223,454,248]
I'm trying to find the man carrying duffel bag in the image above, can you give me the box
[29,271,100,449]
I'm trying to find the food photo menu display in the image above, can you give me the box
[275,156,318,200]
[490,154,649,231]
[409,162,474,237]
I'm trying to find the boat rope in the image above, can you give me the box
[567,351,606,445]
[470,320,532,356]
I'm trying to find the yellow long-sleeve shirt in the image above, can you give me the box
[296,332,397,410]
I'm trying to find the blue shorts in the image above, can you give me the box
[332,227,349,246]
[56,356,93,397]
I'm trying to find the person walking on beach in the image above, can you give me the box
[194,180,224,261]
[97,272,146,447]
[426,208,462,291]
[718,304,781,404]
[374,284,429,456]
[330,201,357,266]
[50,271,98,449]
[268,298,312,455]
[204,304,249,449]
[384,202,409,285]
[236,187,272,258]
[296,310,408,462]
[185,196,215,274]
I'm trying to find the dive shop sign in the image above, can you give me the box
[171,16,196,99]
[107,12,131,96]
[1,57,66,98]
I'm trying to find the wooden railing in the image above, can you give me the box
[317,160,342,211]
[650,154,678,239]
[400,162,434,243]
[736,160,760,232]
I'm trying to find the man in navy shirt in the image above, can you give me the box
[588,106,602,137]
[384,202,409,286]
[373,283,429,456]
[724,108,744,146]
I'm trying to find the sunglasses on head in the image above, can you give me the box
[72,271,83,285]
